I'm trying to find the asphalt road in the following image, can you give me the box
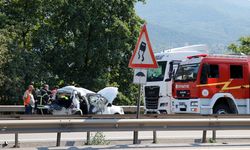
[1,130,250,149]
[2,130,250,142]
[4,143,250,150]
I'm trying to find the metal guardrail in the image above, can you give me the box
[2,118,250,133]
[1,117,250,147]
[0,105,142,113]
[0,105,25,112]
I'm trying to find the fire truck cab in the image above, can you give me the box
[172,54,250,114]
[143,45,208,114]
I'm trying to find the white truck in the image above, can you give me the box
[143,45,209,114]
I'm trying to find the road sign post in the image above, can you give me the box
[133,69,145,144]
[129,24,158,144]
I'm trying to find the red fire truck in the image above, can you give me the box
[172,54,250,114]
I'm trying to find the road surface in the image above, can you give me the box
[1,130,250,149]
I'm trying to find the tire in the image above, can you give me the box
[74,110,82,115]
[80,100,88,115]
[213,104,232,114]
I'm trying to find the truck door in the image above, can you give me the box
[199,63,223,99]
[229,64,248,99]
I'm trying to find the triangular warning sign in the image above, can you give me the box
[129,24,158,69]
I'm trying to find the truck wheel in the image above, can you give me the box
[213,104,231,114]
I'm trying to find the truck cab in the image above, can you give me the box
[172,54,250,114]
[143,45,208,114]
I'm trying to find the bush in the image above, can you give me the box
[87,132,110,145]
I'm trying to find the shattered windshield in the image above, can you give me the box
[88,94,108,114]
[174,63,200,82]
[147,61,166,82]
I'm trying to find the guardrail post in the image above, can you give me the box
[86,131,90,145]
[133,131,139,144]
[212,130,216,141]
[202,130,207,143]
[14,133,19,148]
[153,130,157,143]
[56,132,61,147]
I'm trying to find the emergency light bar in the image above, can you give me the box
[187,54,208,59]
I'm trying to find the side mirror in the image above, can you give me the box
[169,70,174,78]
[165,62,174,82]
[107,103,112,107]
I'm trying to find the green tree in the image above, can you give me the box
[228,36,250,55]
[32,0,144,104]
[0,29,9,87]
[1,0,144,105]
[0,0,46,103]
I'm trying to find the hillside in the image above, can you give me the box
[135,0,250,53]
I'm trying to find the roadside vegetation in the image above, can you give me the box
[228,36,250,55]
[87,132,110,145]
[0,0,144,105]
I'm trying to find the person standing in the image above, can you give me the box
[23,85,35,114]
[40,84,52,104]
[51,86,58,100]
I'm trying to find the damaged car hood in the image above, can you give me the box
[97,87,118,103]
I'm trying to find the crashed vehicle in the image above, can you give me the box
[47,86,124,115]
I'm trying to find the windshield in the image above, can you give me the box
[174,63,200,82]
[88,94,108,114]
[147,61,166,82]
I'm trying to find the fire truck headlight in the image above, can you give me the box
[190,101,198,107]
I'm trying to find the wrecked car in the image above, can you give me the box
[46,86,124,115]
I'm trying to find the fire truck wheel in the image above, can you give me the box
[213,104,231,114]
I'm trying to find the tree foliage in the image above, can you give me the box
[228,36,250,55]
[0,0,144,105]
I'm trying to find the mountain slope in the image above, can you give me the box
[136,0,250,52]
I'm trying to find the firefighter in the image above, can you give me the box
[23,85,35,114]
[40,84,52,104]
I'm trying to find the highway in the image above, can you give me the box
[1,114,250,149]
[2,130,250,142]
[2,130,250,149]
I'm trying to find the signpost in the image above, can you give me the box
[129,24,158,69]
[129,24,158,144]
[133,69,147,85]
